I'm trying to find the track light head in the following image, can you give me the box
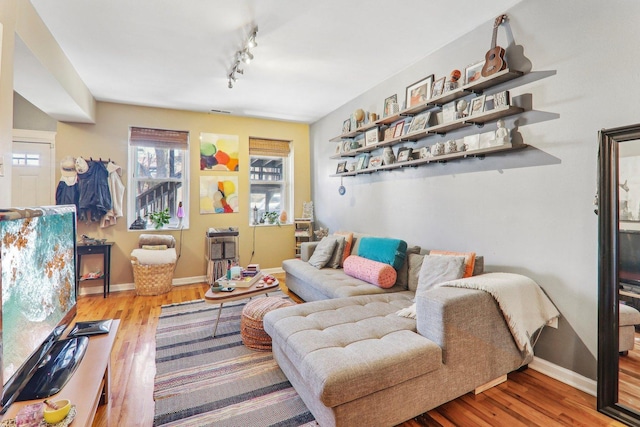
[226,25,258,88]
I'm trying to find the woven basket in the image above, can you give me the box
[131,256,174,296]
[241,297,295,351]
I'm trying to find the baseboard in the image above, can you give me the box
[80,269,285,296]
[529,357,596,396]
[78,275,208,296]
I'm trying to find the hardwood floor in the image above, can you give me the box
[78,275,624,427]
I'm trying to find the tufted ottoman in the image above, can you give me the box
[620,302,640,355]
[241,297,295,351]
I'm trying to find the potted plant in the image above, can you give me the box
[147,208,170,229]
[262,211,280,225]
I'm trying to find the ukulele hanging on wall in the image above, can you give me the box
[481,14,508,77]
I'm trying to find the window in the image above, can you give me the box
[249,138,292,225]
[12,153,40,166]
[127,127,189,230]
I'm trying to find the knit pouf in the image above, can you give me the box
[241,297,295,351]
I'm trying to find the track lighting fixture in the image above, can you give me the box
[227,26,258,88]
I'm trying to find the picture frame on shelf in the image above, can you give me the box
[383,127,395,141]
[406,111,431,134]
[442,101,457,123]
[469,95,486,116]
[431,77,446,98]
[465,60,485,85]
[355,153,370,170]
[463,134,480,151]
[383,94,398,117]
[369,156,383,168]
[393,121,405,138]
[405,75,434,109]
[397,147,413,162]
[493,90,510,109]
[365,127,380,146]
[342,140,352,153]
[342,119,351,134]
[335,142,342,155]
[336,161,348,174]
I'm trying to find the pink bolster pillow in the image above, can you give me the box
[343,255,397,288]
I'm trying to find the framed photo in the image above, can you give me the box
[442,101,457,123]
[431,77,446,98]
[493,90,510,109]
[405,75,434,109]
[463,134,480,151]
[365,127,380,146]
[393,121,405,138]
[335,142,342,155]
[397,147,413,162]
[342,140,352,153]
[336,161,347,174]
[355,153,370,170]
[465,61,485,85]
[342,119,351,134]
[383,127,395,141]
[469,95,486,116]
[406,111,431,134]
[369,156,383,168]
[383,94,398,117]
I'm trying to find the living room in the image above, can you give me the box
[1,0,639,425]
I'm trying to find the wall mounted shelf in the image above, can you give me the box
[329,68,524,142]
[330,143,527,177]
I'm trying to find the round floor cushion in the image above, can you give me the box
[241,297,295,351]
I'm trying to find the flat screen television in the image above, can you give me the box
[620,229,640,288]
[0,205,86,413]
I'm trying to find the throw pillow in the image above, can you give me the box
[333,231,354,265]
[357,237,408,270]
[343,255,397,288]
[429,250,476,278]
[396,245,420,290]
[308,236,338,269]
[407,253,425,292]
[417,255,466,293]
[327,235,347,269]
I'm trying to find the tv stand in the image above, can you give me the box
[0,320,119,427]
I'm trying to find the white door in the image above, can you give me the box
[11,130,56,207]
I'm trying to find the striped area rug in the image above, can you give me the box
[153,296,317,427]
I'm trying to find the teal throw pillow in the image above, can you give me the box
[357,237,408,270]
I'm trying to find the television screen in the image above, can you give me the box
[620,229,640,287]
[0,206,78,391]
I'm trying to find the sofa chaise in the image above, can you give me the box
[267,234,559,426]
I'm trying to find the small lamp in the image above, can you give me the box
[177,201,185,228]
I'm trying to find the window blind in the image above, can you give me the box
[129,127,189,149]
[249,138,291,157]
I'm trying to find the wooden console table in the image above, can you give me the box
[77,242,114,298]
[0,319,120,426]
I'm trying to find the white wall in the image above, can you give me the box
[310,0,640,380]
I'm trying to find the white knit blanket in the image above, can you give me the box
[437,272,560,358]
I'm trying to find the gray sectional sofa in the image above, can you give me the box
[266,236,555,427]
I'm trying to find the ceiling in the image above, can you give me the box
[25,0,523,124]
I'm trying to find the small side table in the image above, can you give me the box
[204,279,279,338]
[77,242,114,298]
